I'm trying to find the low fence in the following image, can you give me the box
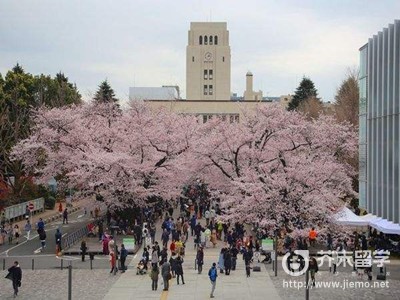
[2,198,45,222]
[62,224,90,250]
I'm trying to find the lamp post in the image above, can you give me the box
[274,229,278,277]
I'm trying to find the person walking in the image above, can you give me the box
[190,215,197,236]
[7,224,13,245]
[7,261,22,298]
[308,256,319,286]
[24,220,32,241]
[308,227,317,247]
[150,264,160,290]
[224,249,232,275]
[120,244,128,272]
[218,248,226,274]
[176,256,185,285]
[63,208,69,224]
[80,239,88,262]
[55,228,62,254]
[208,262,218,298]
[39,229,46,250]
[14,225,20,244]
[109,250,117,274]
[151,246,159,268]
[196,247,204,274]
[37,218,45,233]
[169,252,178,278]
[161,260,171,291]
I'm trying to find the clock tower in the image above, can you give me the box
[186,22,231,100]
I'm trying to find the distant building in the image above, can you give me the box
[129,86,180,101]
[359,20,400,224]
[243,71,263,101]
[186,22,231,100]
[143,21,291,123]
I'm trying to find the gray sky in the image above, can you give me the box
[1,0,399,102]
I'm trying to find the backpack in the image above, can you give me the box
[209,267,217,281]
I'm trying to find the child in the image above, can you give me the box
[245,263,251,277]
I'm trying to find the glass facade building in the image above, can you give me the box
[359,20,400,223]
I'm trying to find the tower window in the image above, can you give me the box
[192,56,194,62]
[222,56,225,62]
[209,70,213,80]
[204,85,208,95]
[204,70,208,80]
[204,36,208,45]
[199,36,202,45]
[215,36,218,45]
[209,85,213,95]
[210,36,213,45]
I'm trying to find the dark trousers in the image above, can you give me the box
[12,280,19,295]
[232,257,237,270]
[81,251,86,262]
[225,266,231,275]
[120,258,126,271]
[163,275,169,290]
[177,274,185,284]
[197,263,203,274]
[152,279,158,290]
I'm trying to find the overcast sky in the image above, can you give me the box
[1,0,399,102]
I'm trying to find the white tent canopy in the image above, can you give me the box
[335,209,400,235]
[334,207,370,226]
[369,218,400,235]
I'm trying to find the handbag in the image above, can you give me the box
[167,272,172,280]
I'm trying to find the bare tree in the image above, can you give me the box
[334,69,359,127]
[297,96,324,120]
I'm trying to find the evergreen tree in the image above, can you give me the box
[288,77,319,111]
[0,64,82,202]
[93,80,118,103]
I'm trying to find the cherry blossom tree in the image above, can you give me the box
[188,104,357,236]
[11,102,198,209]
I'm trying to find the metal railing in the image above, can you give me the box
[62,225,90,250]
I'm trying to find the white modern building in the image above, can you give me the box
[359,20,400,224]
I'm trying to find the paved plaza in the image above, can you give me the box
[1,213,400,299]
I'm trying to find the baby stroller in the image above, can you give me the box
[136,259,147,275]
[261,250,272,264]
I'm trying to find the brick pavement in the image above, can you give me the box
[267,262,400,300]
[0,269,121,300]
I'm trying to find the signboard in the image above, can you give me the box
[271,250,276,261]
[123,238,136,251]
[28,203,34,210]
[262,238,274,251]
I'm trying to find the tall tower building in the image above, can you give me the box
[186,22,231,100]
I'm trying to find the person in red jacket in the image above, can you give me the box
[170,240,176,255]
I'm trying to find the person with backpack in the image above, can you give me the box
[208,262,218,298]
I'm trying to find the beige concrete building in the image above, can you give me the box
[143,21,291,122]
[244,71,263,101]
[186,22,231,100]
